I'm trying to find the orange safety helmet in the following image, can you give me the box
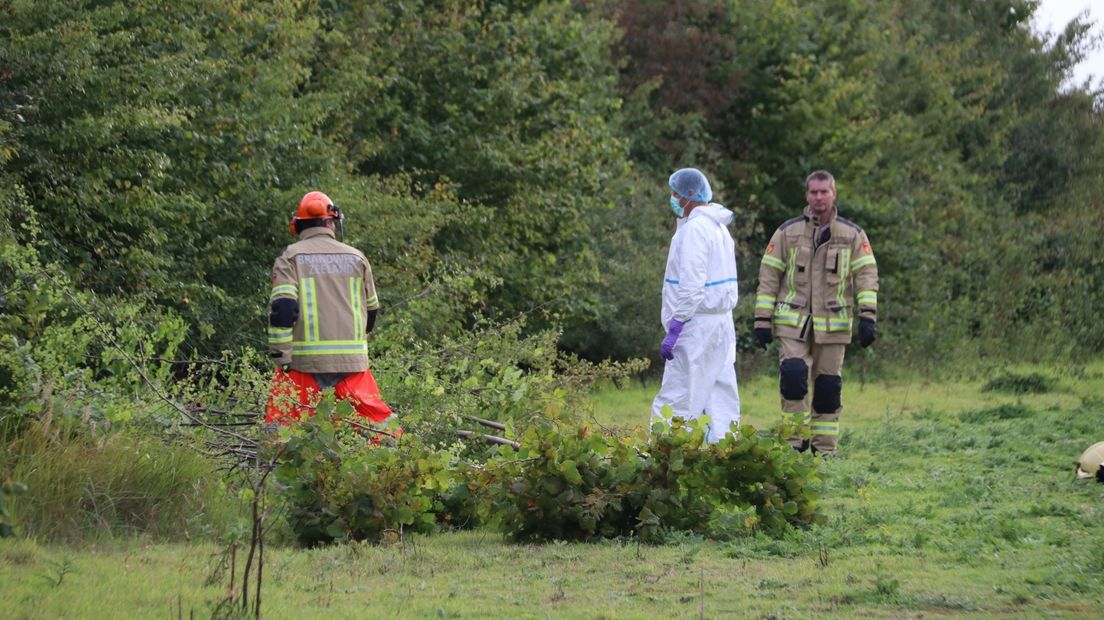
[289,191,342,235]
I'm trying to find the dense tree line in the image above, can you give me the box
[2,0,1102,417]
[579,0,1104,361]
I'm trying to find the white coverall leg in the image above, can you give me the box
[651,312,741,443]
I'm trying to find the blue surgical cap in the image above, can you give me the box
[668,168,713,202]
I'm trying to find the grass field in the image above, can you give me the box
[3,361,1104,618]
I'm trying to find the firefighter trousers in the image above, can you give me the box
[777,334,846,454]
[265,367,392,425]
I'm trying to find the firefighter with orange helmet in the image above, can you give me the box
[265,191,392,425]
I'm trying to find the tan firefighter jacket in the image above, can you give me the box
[754,207,878,344]
[267,227,380,373]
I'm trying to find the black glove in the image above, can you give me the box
[859,317,877,348]
[366,308,378,333]
[754,326,773,348]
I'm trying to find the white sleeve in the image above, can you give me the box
[670,222,710,322]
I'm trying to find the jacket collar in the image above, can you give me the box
[299,226,335,241]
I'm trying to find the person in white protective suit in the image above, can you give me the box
[651,168,741,443]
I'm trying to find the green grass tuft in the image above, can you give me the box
[3,422,241,544]
[982,371,1054,394]
[960,402,1035,422]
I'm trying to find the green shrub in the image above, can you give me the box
[272,400,458,547]
[478,416,823,543]
[270,400,823,546]
[477,417,645,542]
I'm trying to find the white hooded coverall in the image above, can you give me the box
[651,203,741,443]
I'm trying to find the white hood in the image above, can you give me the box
[690,203,735,227]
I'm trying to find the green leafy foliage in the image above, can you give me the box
[369,320,647,453]
[1,0,635,356]
[2,1,344,345]
[272,400,456,547]
[476,418,645,541]
[477,417,823,543]
[0,204,189,436]
[270,389,822,546]
[312,1,630,326]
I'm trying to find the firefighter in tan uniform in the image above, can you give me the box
[265,191,392,425]
[753,171,878,455]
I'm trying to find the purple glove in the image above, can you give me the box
[659,319,686,361]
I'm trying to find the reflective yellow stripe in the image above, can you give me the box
[301,278,319,342]
[267,327,293,345]
[836,247,850,324]
[364,294,379,309]
[851,255,876,270]
[755,294,776,310]
[349,276,363,341]
[782,248,797,306]
[813,316,852,332]
[762,255,785,271]
[772,248,801,327]
[773,312,802,327]
[810,422,839,436]
[270,284,298,300]
[856,290,877,306]
[292,340,369,356]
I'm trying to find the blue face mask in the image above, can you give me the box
[669,196,684,218]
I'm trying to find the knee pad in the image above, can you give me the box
[812,374,842,413]
[270,298,299,328]
[779,358,808,400]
